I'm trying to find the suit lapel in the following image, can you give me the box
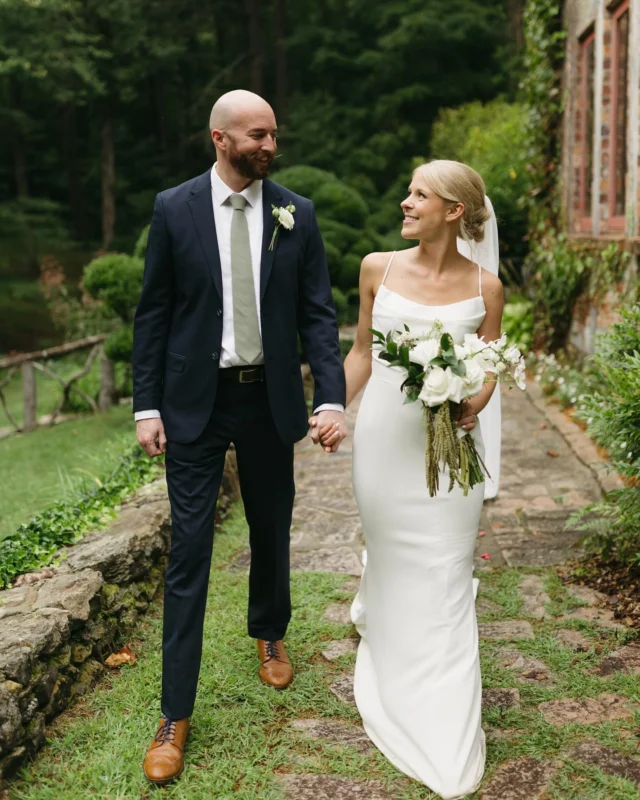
[260,179,283,299]
[187,170,223,301]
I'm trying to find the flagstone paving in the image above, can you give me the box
[6,384,640,800]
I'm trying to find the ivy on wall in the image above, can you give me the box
[521,0,634,351]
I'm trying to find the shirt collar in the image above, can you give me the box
[211,163,262,209]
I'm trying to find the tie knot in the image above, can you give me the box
[229,193,247,211]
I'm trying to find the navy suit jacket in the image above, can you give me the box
[132,169,346,444]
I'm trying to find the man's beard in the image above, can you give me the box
[228,141,274,180]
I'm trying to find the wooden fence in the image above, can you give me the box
[0,335,115,434]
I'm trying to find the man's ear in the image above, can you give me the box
[211,129,225,150]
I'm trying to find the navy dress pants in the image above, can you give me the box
[161,378,295,720]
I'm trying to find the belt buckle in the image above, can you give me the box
[238,368,253,384]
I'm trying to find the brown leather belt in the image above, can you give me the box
[218,365,265,384]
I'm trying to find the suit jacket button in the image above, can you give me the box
[217,309,222,317]
[212,352,219,360]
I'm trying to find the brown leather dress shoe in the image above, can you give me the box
[257,639,293,689]
[143,717,190,784]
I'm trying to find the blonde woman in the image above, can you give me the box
[314,161,504,799]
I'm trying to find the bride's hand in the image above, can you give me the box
[452,400,477,432]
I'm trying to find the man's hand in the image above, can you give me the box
[137,418,167,457]
[309,410,348,453]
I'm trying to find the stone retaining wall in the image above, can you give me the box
[0,455,239,784]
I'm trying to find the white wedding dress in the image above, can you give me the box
[351,253,488,799]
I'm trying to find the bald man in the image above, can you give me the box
[133,90,347,784]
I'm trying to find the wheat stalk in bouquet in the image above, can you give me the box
[370,322,526,497]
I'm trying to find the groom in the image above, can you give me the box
[133,90,347,784]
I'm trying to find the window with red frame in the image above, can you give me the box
[610,1,630,229]
[577,32,595,231]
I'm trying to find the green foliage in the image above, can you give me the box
[0,447,162,588]
[331,287,348,326]
[104,324,134,365]
[430,99,530,262]
[0,199,72,275]
[346,288,360,325]
[568,307,640,565]
[526,236,632,351]
[278,166,377,292]
[502,297,533,351]
[82,253,144,324]
[521,0,566,232]
[133,225,150,259]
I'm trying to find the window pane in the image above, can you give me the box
[614,9,629,217]
[585,39,595,215]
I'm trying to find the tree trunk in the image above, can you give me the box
[274,0,288,122]
[101,113,116,250]
[506,0,525,51]
[245,0,263,95]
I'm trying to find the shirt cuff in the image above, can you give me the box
[134,410,162,421]
[313,403,345,415]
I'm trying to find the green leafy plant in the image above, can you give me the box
[502,297,533,351]
[0,447,162,589]
[568,306,640,564]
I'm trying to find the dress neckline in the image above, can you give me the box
[376,284,485,311]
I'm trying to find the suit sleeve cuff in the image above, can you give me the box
[134,409,162,421]
[313,403,345,415]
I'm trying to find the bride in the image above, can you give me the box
[316,160,504,799]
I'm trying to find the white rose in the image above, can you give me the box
[462,358,485,396]
[454,344,470,361]
[462,333,487,356]
[278,208,295,230]
[411,338,440,367]
[419,366,452,407]
[447,373,466,404]
[504,345,522,366]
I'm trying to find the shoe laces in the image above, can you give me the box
[264,640,281,661]
[155,717,177,745]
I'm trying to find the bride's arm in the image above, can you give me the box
[462,270,504,422]
[344,254,382,407]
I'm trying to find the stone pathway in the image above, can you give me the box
[273,386,640,799]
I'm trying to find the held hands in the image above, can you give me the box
[309,410,348,453]
[136,418,167,457]
[451,400,477,432]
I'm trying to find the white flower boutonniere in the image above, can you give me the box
[269,202,296,250]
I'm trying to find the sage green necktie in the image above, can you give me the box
[229,193,261,364]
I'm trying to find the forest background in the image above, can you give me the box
[0,0,527,353]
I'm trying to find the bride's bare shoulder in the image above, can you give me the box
[360,251,397,279]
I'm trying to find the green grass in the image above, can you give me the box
[6,531,640,799]
[0,406,135,541]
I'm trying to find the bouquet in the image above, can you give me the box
[370,321,526,497]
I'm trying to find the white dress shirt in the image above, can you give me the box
[135,164,343,421]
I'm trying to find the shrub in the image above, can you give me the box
[502,297,533,351]
[274,165,336,198]
[569,306,640,564]
[332,287,348,326]
[314,182,369,229]
[429,99,530,264]
[83,254,144,323]
[133,225,150,259]
[105,324,134,365]
[338,254,362,292]
[346,288,360,325]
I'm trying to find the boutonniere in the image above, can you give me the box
[269,203,296,250]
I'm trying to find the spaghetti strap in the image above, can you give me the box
[477,262,482,295]
[381,252,397,286]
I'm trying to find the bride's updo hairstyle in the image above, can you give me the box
[414,160,490,243]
